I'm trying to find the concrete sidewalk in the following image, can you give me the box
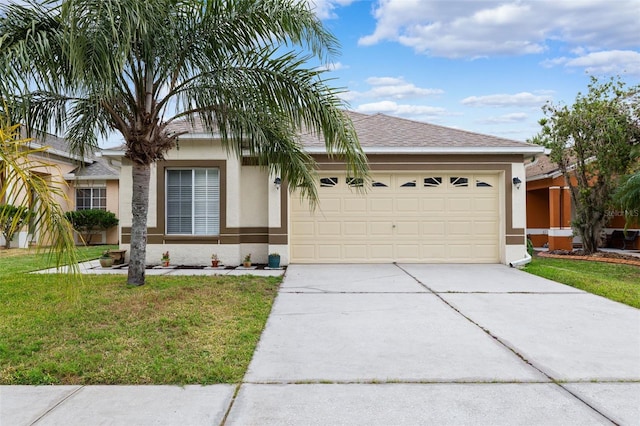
[2,264,639,425]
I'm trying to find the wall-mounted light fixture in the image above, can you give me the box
[512,177,522,189]
[274,177,281,190]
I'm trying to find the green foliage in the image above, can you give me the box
[530,76,640,253]
[524,256,640,309]
[64,209,119,245]
[0,203,29,249]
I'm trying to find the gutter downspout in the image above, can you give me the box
[509,252,532,268]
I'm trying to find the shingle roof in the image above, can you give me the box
[301,111,537,150]
[525,155,560,179]
[161,111,542,153]
[73,157,119,179]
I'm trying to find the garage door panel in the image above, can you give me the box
[447,221,472,235]
[319,198,342,213]
[370,244,394,259]
[344,244,368,260]
[344,198,367,212]
[291,172,501,263]
[396,221,419,235]
[474,220,499,236]
[369,222,394,235]
[396,198,419,211]
[343,222,367,236]
[422,221,446,236]
[317,245,342,260]
[473,197,498,212]
[422,198,446,212]
[370,198,394,212]
[396,244,421,259]
[448,197,472,212]
[291,245,316,261]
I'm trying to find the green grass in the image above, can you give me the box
[0,247,281,385]
[524,256,640,309]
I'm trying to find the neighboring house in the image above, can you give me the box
[525,154,639,250]
[106,111,543,266]
[0,130,120,248]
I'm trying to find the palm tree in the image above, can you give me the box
[0,0,367,285]
[615,172,640,228]
[0,102,80,273]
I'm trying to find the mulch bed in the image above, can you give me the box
[537,249,640,267]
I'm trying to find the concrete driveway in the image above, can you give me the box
[227,264,640,425]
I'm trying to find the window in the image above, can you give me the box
[423,177,442,187]
[76,188,106,210]
[347,177,364,187]
[400,180,416,187]
[166,168,219,235]
[450,177,469,187]
[320,177,338,187]
[476,179,493,187]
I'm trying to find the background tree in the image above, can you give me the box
[0,0,368,285]
[64,209,119,245]
[0,203,29,249]
[531,77,640,253]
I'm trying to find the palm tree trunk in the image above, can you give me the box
[127,162,150,286]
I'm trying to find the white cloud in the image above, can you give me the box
[478,112,529,124]
[317,61,349,71]
[305,0,356,20]
[565,50,640,76]
[461,92,552,108]
[346,76,444,101]
[355,101,450,121]
[542,50,640,76]
[358,0,640,58]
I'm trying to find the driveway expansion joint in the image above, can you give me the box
[394,263,622,426]
[30,385,84,426]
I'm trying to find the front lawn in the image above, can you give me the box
[524,256,640,309]
[0,247,281,385]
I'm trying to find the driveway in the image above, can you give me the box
[227,264,640,425]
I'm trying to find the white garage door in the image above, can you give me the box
[291,172,501,263]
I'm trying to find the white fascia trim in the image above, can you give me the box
[305,146,545,155]
[177,132,223,140]
[64,174,118,181]
[100,149,126,158]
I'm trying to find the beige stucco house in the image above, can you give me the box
[107,112,543,266]
[1,131,120,248]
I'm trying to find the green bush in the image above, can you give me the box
[64,209,118,245]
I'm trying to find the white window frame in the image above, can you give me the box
[75,187,107,210]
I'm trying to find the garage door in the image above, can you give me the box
[290,172,501,263]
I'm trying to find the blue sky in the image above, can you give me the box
[309,0,640,141]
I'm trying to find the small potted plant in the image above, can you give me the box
[161,251,170,267]
[268,252,280,268]
[242,253,252,268]
[99,250,113,268]
[211,253,220,267]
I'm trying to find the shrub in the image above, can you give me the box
[0,204,30,249]
[64,209,118,245]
